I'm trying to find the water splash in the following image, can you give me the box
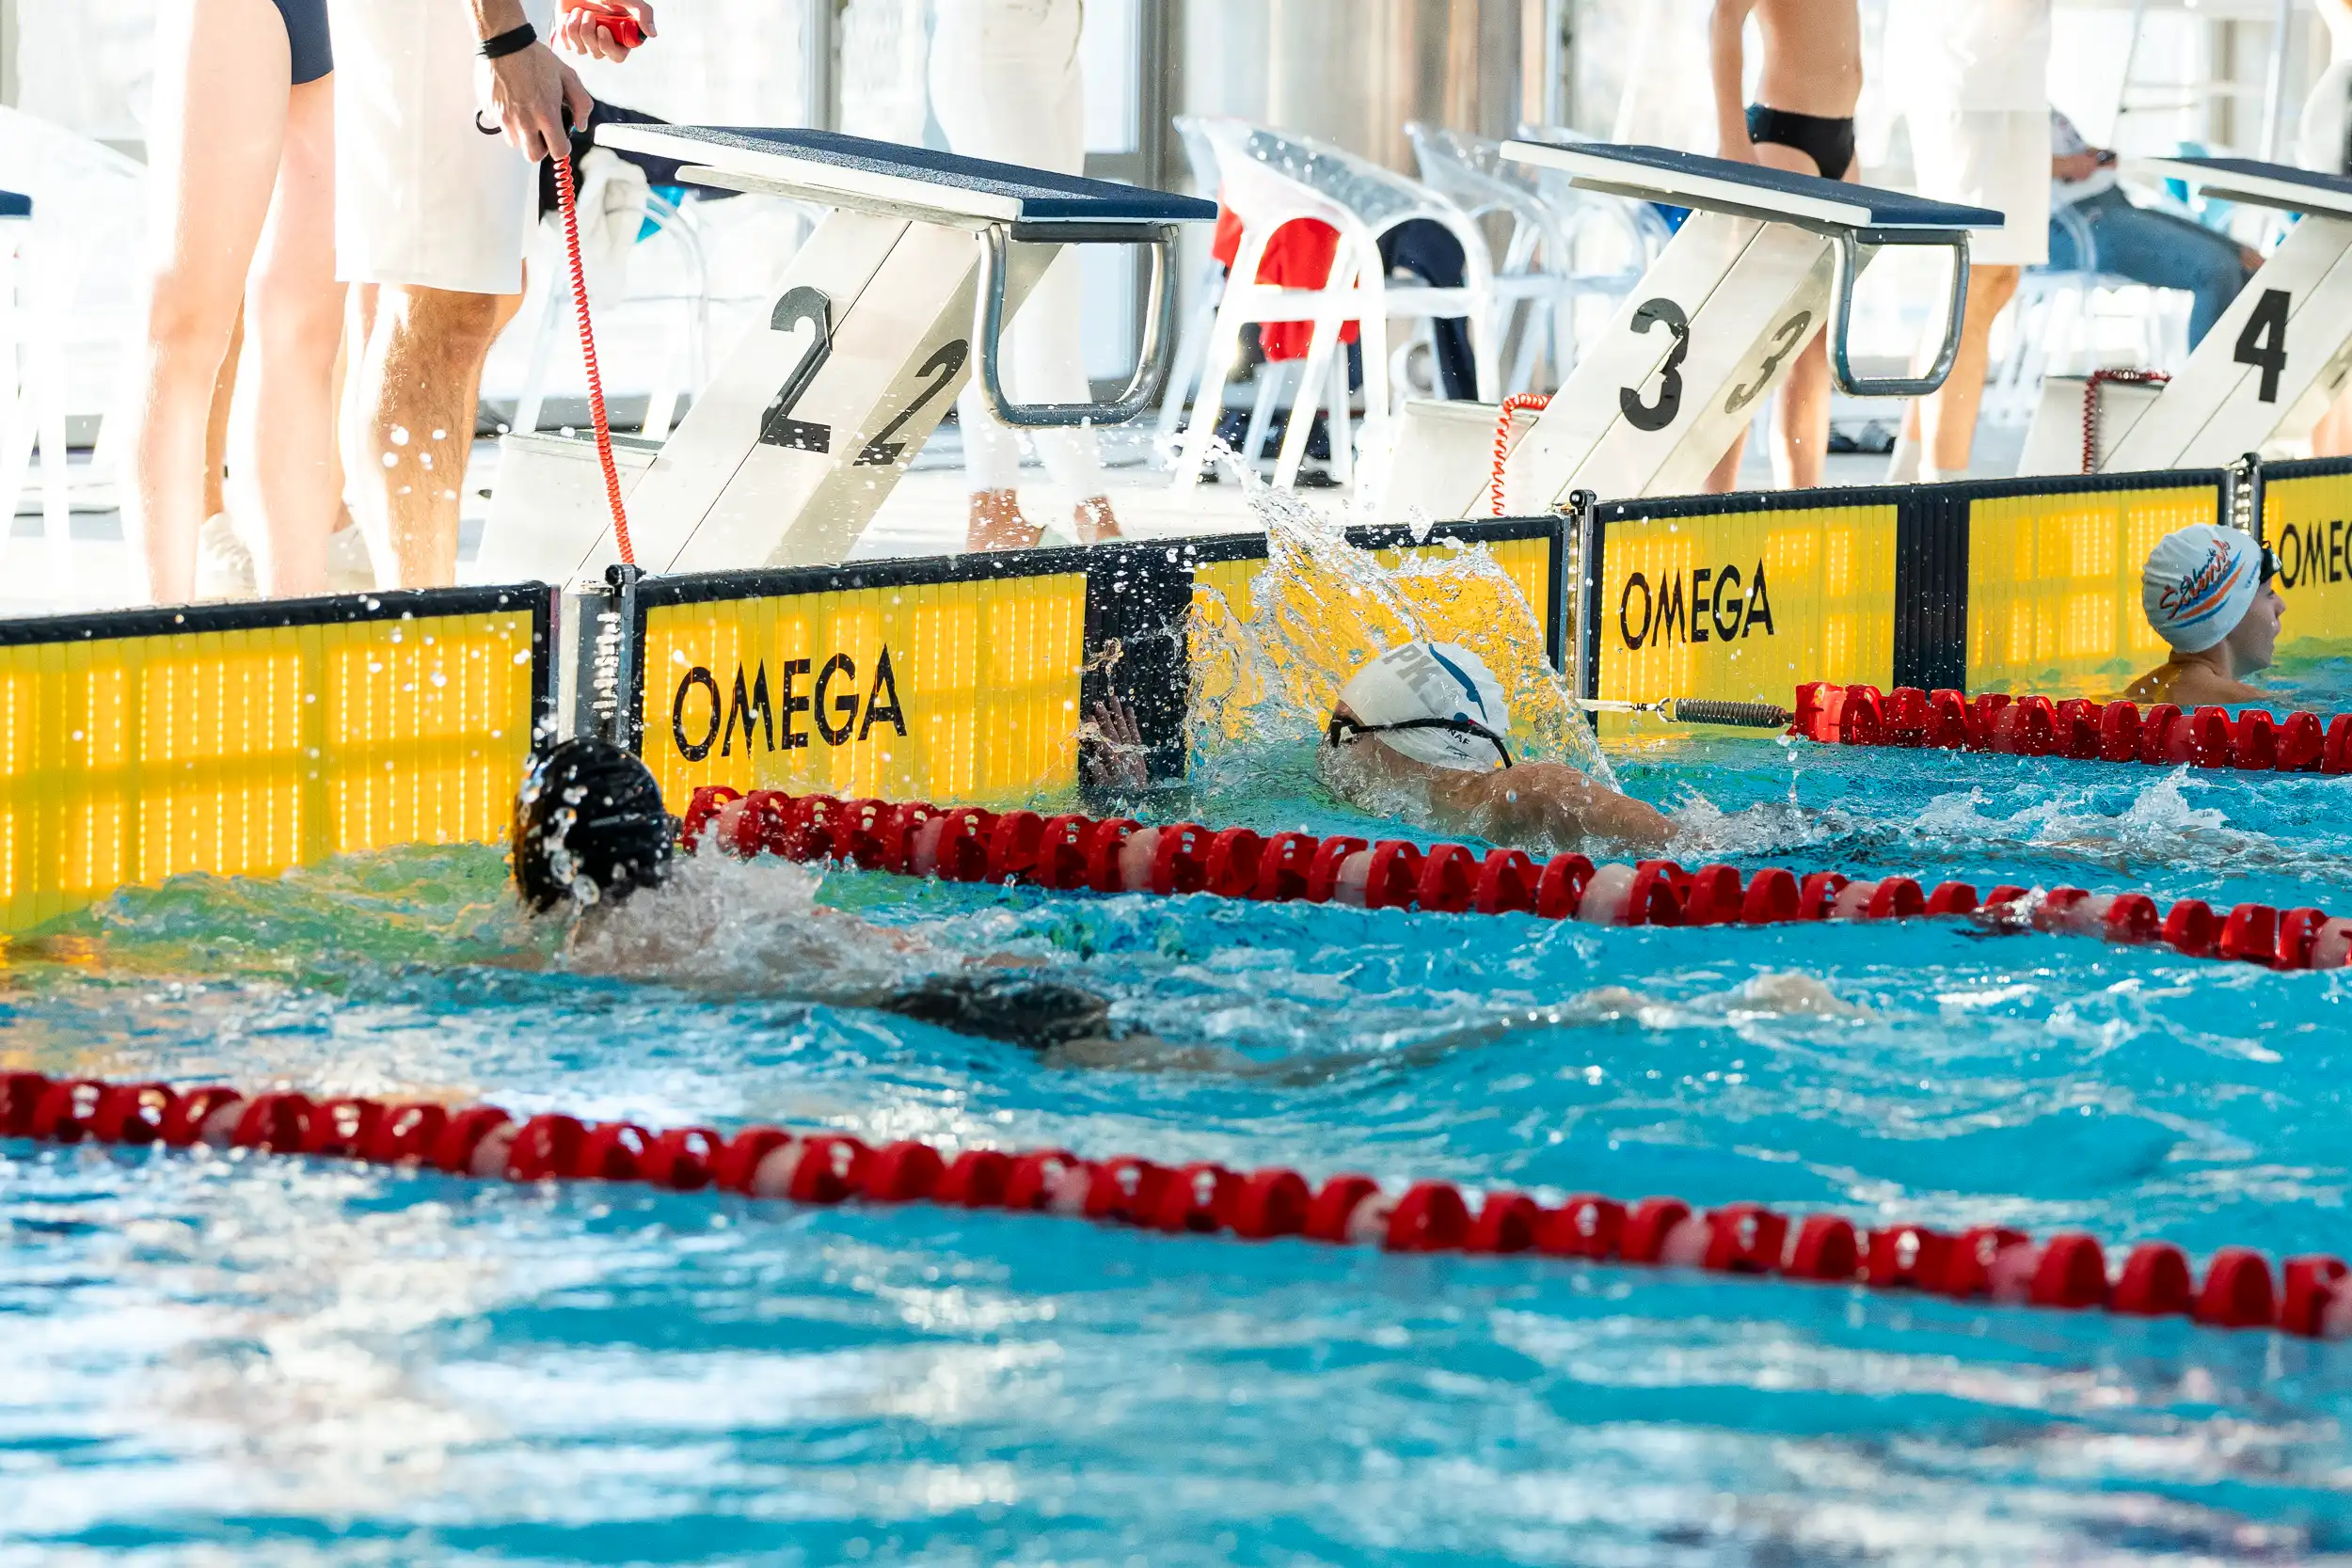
[1184,476,1616,802]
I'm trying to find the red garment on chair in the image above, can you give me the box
[1211,202,1361,362]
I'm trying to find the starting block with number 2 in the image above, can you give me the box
[1381,142,2000,518]
[479,127,1213,580]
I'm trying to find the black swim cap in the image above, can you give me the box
[511,737,675,913]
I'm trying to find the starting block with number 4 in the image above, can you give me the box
[480,127,1215,580]
[1382,142,2001,518]
[2021,158,2352,475]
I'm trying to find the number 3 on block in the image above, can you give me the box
[2234,287,2290,404]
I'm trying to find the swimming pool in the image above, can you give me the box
[8,656,2352,1563]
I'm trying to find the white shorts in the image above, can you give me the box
[328,0,551,295]
[1909,107,2050,268]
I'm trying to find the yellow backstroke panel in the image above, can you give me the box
[2263,467,2352,657]
[1965,483,2213,697]
[639,570,1089,808]
[1186,533,1554,736]
[1596,503,1897,705]
[0,593,544,933]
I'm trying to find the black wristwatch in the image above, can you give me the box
[480,21,538,59]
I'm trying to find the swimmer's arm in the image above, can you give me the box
[1429,762,1673,854]
[1709,0,1760,162]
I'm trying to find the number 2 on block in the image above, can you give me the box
[758,287,834,453]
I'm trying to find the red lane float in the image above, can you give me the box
[5,1070,2344,1344]
[679,784,2352,973]
[1791,681,2352,775]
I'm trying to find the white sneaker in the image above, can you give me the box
[194,513,258,601]
[326,524,376,594]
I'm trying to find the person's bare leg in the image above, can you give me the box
[243,71,342,597]
[1704,435,1744,494]
[1073,494,1119,544]
[204,306,244,521]
[1750,141,1853,489]
[1918,264,2020,478]
[2314,383,2352,457]
[346,284,515,587]
[968,488,1041,552]
[128,0,291,605]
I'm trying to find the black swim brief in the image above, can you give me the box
[272,0,333,86]
[1746,104,1854,182]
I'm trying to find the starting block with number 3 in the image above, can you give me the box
[2022,158,2352,475]
[479,127,1214,580]
[1381,142,2000,518]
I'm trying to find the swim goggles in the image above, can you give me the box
[2260,543,2282,585]
[1325,713,1514,768]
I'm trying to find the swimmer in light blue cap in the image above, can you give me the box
[2122,524,2284,709]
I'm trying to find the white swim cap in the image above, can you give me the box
[2142,524,2261,654]
[1331,641,1512,771]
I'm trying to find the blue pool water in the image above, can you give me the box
[8,684,2352,1564]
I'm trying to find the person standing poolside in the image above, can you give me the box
[126,0,343,605]
[929,0,1122,553]
[1704,0,1862,494]
[329,0,655,589]
[2122,524,2285,709]
[1883,0,2051,485]
[2046,110,2256,352]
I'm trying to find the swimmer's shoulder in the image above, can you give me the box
[2128,664,2265,709]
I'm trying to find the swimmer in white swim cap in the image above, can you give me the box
[2122,524,2284,708]
[1321,641,1671,852]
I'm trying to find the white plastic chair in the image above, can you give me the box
[1405,123,1665,396]
[1168,117,1499,492]
[1986,200,2175,425]
[1153,117,1236,445]
[512,184,713,443]
[0,106,148,599]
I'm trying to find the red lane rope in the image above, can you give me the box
[1791,681,2352,776]
[5,1071,2343,1340]
[553,151,635,568]
[1490,394,1549,517]
[2081,368,2170,474]
[677,784,2352,972]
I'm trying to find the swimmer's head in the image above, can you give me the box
[2143,524,2280,662]
[1327,641,1513,771]
[511,737,675,914]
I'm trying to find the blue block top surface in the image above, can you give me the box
[2134,155,2352,216]
[0,191,30,219]
[603,126,1214,226]
[1507,140,2006,232]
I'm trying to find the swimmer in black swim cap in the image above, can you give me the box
[512,736,676,912]
[508,739,1176,1060]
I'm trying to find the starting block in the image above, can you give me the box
[480,128,1214,580]
[1388,142,1999,516]
[2023,158,2352,475]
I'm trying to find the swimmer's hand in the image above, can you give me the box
[481,8,595,164]
[555,0,656,60]
[1082,694,1152,794]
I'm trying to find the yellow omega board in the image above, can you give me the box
[1965,483,2216,698]
[1594,502,1898,706]
[638,570,1089,809]
[2263,467,2352,658]
[0,594,545,934]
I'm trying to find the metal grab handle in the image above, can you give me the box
[972,221,1177,428]
[1827,230,1971,399]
